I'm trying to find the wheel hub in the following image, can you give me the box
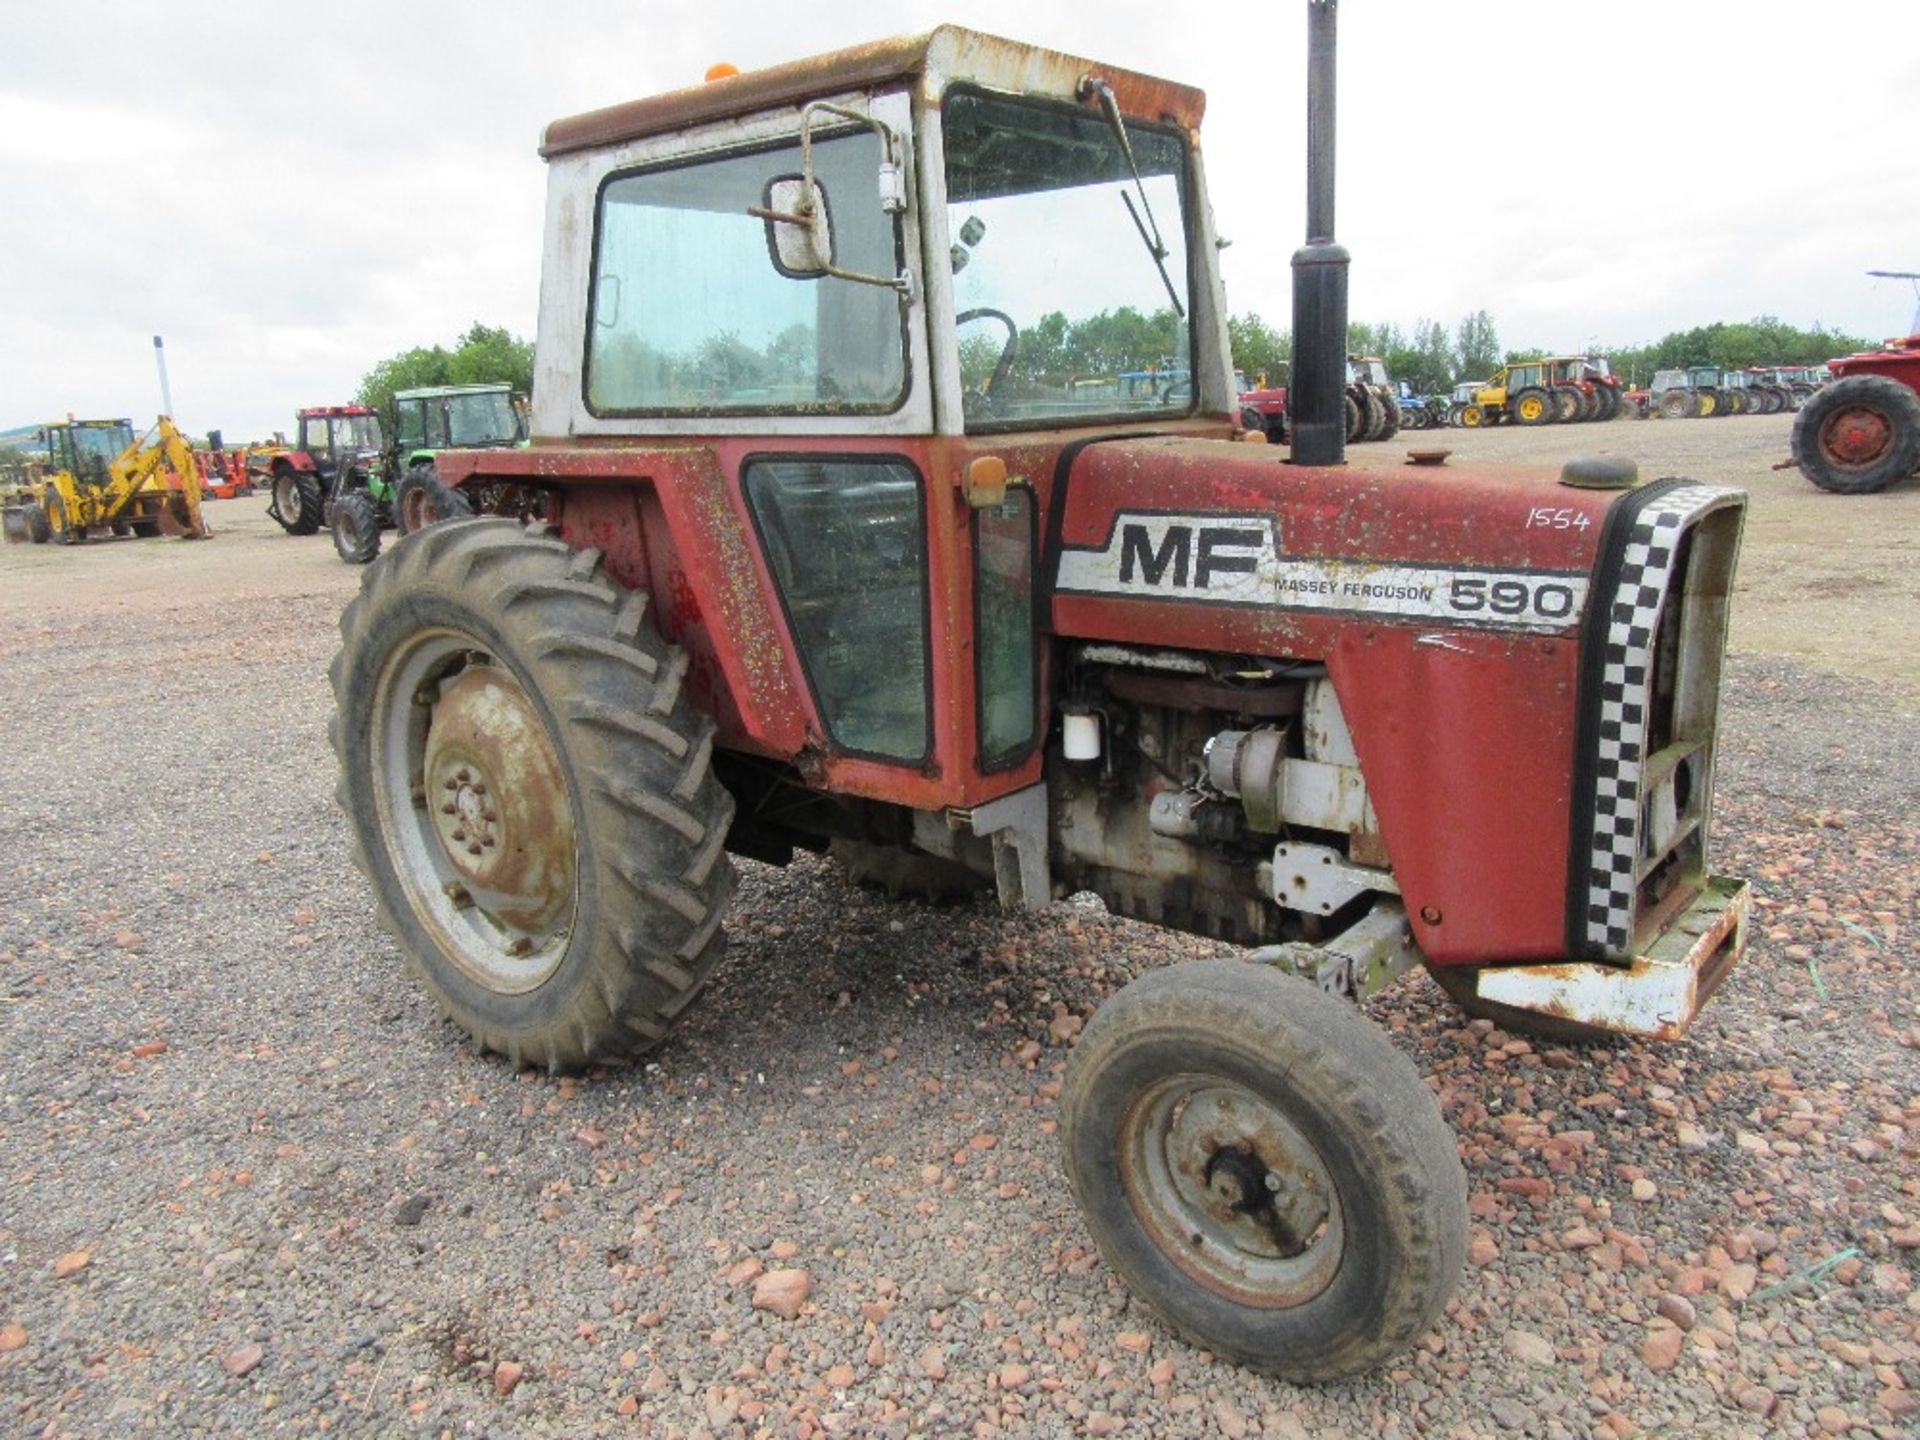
[423,665,575,937]
[1824,406,1891,466]
[1121,1078,1342,1308]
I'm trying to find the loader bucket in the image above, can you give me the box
[156,491,211,539]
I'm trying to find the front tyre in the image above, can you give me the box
[1061,960,1466,1381]
[329,519,737,1071]
[394,462,476,535]
[330,490,381,565]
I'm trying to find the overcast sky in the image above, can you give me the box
[3,0,1916,440]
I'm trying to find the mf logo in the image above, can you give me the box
[1056,512,1279,603]
[1118,522,1268,589]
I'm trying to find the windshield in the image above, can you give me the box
[943,89,1192,432]
[1352,358,1388,385]
[332,415,383,451]
[1587,356,1612,378]
[430,391,522,447]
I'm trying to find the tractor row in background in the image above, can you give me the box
[262,384,524,562]
[1236,356,1423,444]
[1456,355,1624,428]
[1629,365,1820,420]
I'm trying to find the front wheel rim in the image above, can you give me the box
[371,629,578,993]
[1118,1075,1344,1309]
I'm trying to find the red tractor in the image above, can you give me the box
[262,404,384,535]
[1790,334,1920,493]
[331,21,1753,1380]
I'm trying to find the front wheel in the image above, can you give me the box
[330,519,738,1071]
[330,490,382,564]
[1061,960,1466,1381]
[1791,374,1920,494]
[1512,388,1552,426]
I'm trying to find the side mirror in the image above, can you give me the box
[746,101,912,297]
[758,176,835,276]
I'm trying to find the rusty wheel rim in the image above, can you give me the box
[401,484,434,533]
[372,629,577,993]
[1819,405,1892,468]
[1117,1076,1343,1309]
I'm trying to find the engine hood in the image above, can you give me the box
[1046,436,1621,651]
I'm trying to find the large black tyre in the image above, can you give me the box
[394,463,476,536]
[129,518,162,539]
[1694,389,1719,419]
[1377,392,1402,440]
[1791,374,1920,495]
[1657,390,1691,420]
[1343,394,1363,443]
[1061,960,1466,1381]
[272,468,324,535]
[1359,390,1388,442]
[828,838,992,903]
[1425,961,1625,1045]
[1597,387,1621,422]
[1512,387,1553,426]
[330,490,382,565]
[1550,388,1579,424]
[21,502,52,544]
[330,518,738,1071]
[45,489,86,544]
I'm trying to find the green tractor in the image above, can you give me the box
[328,384,525,564]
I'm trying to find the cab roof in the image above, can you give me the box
[540,25,1206,160]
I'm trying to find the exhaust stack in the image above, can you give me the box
[1289,0,1348,466]
[153,335,176,421]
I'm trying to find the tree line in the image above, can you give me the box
[351,311,1873,419]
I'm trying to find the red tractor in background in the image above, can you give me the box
[1790,334,1920,493]
[329,20,1754,1380]
[262,404,384,535]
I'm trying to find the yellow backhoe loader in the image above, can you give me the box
[2,417,210,545]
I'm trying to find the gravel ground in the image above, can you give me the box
[1,456,1915,1438]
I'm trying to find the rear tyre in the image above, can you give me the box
[330,519,737,1071]
[330,490,382,565]
[1551,389,1579,424]
[1513,388,1553,426]
[1378,393,1402,440]
[1062,960,1466,1381]
[1458,404,1485,428]
[1694,390,1718,419]
[1360,391,1388,442]
[23,502,52,544]
[1344,394,1362,442]
[130,519,162,539]
[1791,374,1920,495]
[272,469,324,535]
[394,463,476,535]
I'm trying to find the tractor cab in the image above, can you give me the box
[297,406,384,474]
[391,384,525,468]
[43,420,137,486]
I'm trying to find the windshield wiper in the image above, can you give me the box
[1077,75,1184,319]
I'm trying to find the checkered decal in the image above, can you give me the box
[1583,485,1738,954]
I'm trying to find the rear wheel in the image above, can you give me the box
[1694,390,1719,418]
[1550,389,1579,424]
[1513,388,1552,426]
[1360,391,1387,442]
[1458,404,1485,428]
[23,502,52,544]
[272,468,324,535]
[1792,374,1920,494]
[1378,393,1402,440]
[394,463,476,535]
[330,519,737,1070]
[1343,394,1362,442]
[1062,960,1466,1381]
[330,490,382,564]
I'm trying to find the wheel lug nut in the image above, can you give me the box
[506,937,533,957]
[1264,1172,1282,1193]
[466,844,482,857]
[482,837,496,849]
[452,829,467,842]
[440,803,456,815]
[442,777,459,791]
[471,782,486,796]
[456,768,471,783]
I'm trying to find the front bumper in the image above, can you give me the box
[1469,877,1750,1041]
